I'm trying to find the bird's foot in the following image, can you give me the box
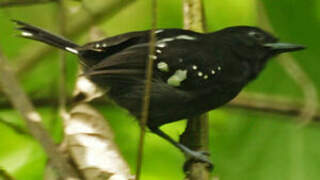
[149,127,214,171]
[180,147,214,172]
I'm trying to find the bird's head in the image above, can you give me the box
[219,26,305,58]
[215,26,305,78]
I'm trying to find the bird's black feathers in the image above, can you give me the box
[14,20,305,164]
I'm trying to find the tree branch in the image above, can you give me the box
[228,92,320,122]
[1,92,320,122]
[57,0,67,113]
[181,0,211,179]
[0,50,81,179]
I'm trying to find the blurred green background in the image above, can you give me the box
[0,0,319,179]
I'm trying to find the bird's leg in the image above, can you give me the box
[149,127,213,170]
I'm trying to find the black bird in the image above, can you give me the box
[14,20,305,165]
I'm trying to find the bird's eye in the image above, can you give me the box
[248,31,264,40]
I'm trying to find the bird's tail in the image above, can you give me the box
[13,20,80,55]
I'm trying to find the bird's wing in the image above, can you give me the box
[76,31,150,67]
[77,29,203,67]
[81,28,201,54]
[83,31,232,91]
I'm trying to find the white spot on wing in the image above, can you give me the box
[204,75,208,79]
[102,43,107,47]
[149,55,157,60]
[65,47,79,54]
[198,71,203,77]
[156,49,162,54]
[218,66,222,71]
[95,44,100,48]
[211,70,216,75]
[167,69,187,87]
[248,31,262,39]
[248,31,256,36]
[159,38,175,43]
[192,65,198,70]
[21,31,33,37]
[155,29,164,33]
[157,62,169,72]
[176,35,197,40]
[157,43,167,48]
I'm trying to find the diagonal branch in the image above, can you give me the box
[57,0,67,115]
[0,50,81,179]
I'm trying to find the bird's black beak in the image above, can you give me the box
[263,42,306,53]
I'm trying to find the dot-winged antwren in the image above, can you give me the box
[14,20,305,165]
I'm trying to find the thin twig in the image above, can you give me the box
[181,0,210,180]
[0,50,81,179]
[257,1,318,124]
[229,92,320,122]
[278,55,318,124]
[135,0,157,179]
[0,0,55,8]
[57,0,67,115]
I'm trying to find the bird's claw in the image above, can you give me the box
[183,150,214,172]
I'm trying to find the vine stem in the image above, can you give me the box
[135,0,158,179]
